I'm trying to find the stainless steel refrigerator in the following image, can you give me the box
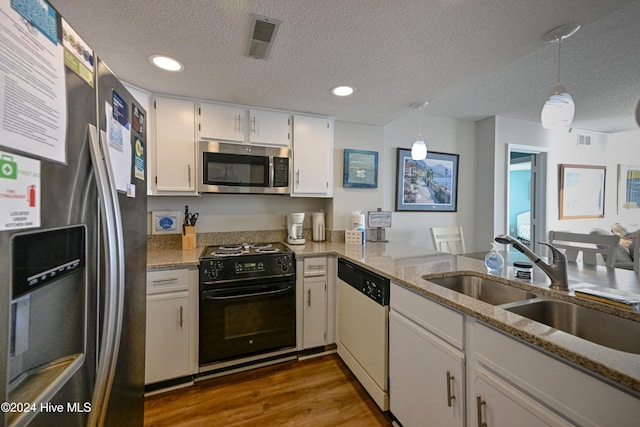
[0,2,146,425]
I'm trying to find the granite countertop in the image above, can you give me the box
[147,241,640,394]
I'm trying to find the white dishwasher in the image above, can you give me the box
[337,258,390,411]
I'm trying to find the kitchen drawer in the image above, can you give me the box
[304,257,327,277]
[147,269,189,295]
[390,282,464,350]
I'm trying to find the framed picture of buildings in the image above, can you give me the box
[395,148,459,212]
[559,164,606,219]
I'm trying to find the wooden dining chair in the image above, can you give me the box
[430,226,466,254]
[548,231,621,268]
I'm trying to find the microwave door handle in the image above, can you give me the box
[269,156,274,188]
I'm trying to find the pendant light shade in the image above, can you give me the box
[541,85,575,129]
[411,138,427,160]
[411,102,428,160]
[540,24,580,130]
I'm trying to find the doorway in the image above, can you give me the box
[507,146,547,252]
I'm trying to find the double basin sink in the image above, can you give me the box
[425,273,640,354]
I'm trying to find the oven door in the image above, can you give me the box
[199,278,295,365]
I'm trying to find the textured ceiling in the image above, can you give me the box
[51,0,640,133]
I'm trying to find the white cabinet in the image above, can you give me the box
[469,321,640,427]
[145,269,191,384]
[389,283,465,427]
[199,103,246,143]
[303,280,327,349]
[153,97,197,194]
[297,257,333,350]
[291,115,333,197]
[199,103,291,147]
[389,283,640,426]
[248,109,291,146]
[472,368,572,427]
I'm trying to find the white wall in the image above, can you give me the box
[477,116,640,251]
[331,121,385,230]
[383,112,476,250]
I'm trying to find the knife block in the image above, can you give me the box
[182,226,196,250]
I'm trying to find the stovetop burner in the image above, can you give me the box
[218,245,243,251]
[201,242,290,259]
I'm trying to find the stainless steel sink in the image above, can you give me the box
[426,273,537,306]
[505,299,640,354]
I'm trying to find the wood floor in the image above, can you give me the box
[144,354,393,426]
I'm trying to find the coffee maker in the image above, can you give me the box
[287,212,305,244]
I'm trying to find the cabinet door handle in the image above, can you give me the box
[236,114,242,133]
[476,395,487,427]
[187,164,192,187]
[296,170,300,186]
[179,305,184,328]
[307,289,311,307]
[446,371,455,407]
[251,116,256,134]
[152,277,178,284]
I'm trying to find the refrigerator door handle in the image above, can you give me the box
[87,124,126,426]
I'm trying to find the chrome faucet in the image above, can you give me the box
[494,234,569,291]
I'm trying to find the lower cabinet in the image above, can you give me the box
[302,279,327,349]
[296,256,336,351]
[145,268,196,384]
[389,282,640,427]
[469,320,640,427]
[389,311,464,427]
[472,366,572,427]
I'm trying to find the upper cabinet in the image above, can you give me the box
[153,97,198,195]
[199,103,246,143]
[199,103,291,147]
[248,109,291,147]
[291,115,333,197]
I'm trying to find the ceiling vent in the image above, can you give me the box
[577,133,592,147]
[247,14,281,60]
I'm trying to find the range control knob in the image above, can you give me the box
[207,269,218,280]
[281,262,289,272]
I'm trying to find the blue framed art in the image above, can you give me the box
[343,149,378,188]
[395,148,459,212]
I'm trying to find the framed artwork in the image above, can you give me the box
[152,211,181,234]
[617,164,640,214]
[559,164,606,219]
[343,149,378,188]
[395,148,459,212]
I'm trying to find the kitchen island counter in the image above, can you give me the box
[148,241,640,395]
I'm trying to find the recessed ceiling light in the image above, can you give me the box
[149,55,184,72]
[331,86,354,97]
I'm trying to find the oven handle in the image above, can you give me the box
[202,285,292,300]
[200,273,294,286]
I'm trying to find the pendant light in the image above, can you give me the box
[540,24,580,129]
[411,102,428,160]
[636,98,640,127]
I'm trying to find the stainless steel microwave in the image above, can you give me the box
[198,141,291,194]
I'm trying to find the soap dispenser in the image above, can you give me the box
[485,243,504,274]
